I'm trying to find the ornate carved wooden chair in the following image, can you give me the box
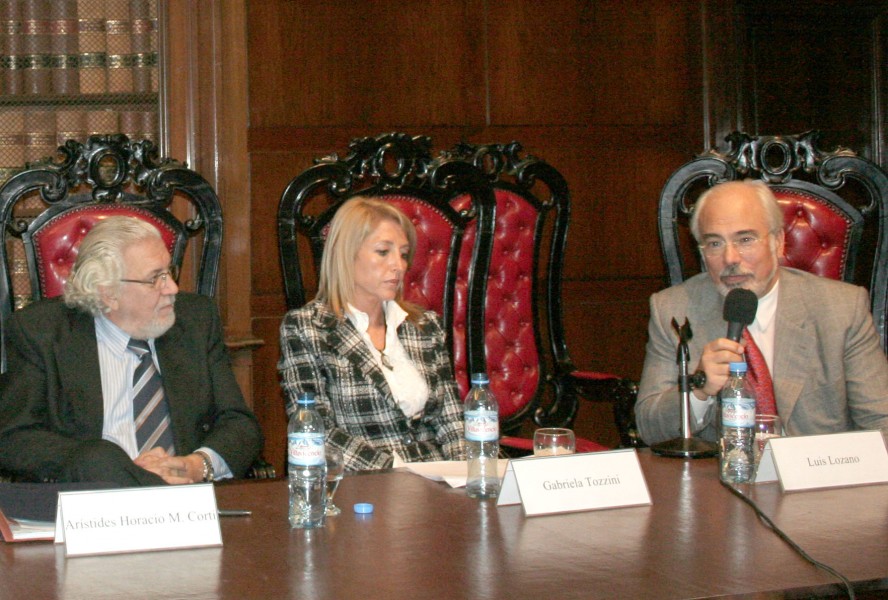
[0,134,222,368]
[0,134,273,479]
[278,132,494,398]
[660,130,888,345]
[446,141,633,452]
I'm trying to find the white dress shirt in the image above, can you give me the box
[346,301,429,419]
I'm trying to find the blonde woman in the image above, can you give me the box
[278,197,465,470]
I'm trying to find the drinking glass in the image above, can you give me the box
[325,448,345,516]
[533,428,576,456]
[753,414,781,465]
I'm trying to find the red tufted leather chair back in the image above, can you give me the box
[32,205,177,299]
[774,186,857,281]
[446,140,598,438]
[482,188,541,420]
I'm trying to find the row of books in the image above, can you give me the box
[0,0,157,96]
[0,107,157,172]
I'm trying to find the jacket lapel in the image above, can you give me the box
[772,270,814,427]
[154,319,200,453]
[315,305,390,398]
[57,309,104,438]
[683,276,725,360]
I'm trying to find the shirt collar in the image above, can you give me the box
[753,279,779,333]
[95,314,156,353]
[345,301,408,333]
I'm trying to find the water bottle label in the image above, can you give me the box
[722,397,756,427]
[288,432,325,466]
[465,409,499,442]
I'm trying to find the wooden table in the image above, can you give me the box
[1,451,886,599]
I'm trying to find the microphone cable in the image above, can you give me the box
[719,479,856,599]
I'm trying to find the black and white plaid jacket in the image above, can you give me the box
[279,300,466,471]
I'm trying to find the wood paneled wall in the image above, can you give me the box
[245,0,703,471]
[165,0,882,474]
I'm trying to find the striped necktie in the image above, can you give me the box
[128,339,175,455]
[742,328,778,416]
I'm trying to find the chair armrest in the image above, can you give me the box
[569,371,642,449]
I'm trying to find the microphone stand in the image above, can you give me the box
[650,318,718,458]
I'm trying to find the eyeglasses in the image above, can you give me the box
[698,234,769,257]
[120,265,180,290]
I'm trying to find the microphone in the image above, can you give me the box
[723,288,758,342]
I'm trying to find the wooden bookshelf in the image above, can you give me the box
[0,0,159,181]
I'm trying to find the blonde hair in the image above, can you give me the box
[64,216,162,315]
[317,196,423,322]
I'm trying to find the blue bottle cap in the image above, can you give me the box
[297,392,316,404]
[470,372,489,385]
[729,361,747,372]
[353,502,374,514]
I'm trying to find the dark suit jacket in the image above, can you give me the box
[0,293,263,481]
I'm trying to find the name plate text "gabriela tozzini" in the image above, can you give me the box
[55,483,222,556]
[498,449,651,516]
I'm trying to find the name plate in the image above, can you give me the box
[497,448,651,516]
[754,430,888,492]
[55,483,222,556]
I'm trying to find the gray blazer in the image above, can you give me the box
[636,268,888,445]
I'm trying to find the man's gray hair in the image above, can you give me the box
[689,179,784,242]
[63,216,163,315]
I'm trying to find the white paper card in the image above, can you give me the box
[55,483,222,556]
[497,461,521,506]
[753,442,778,483]
[404,459,508,488]
[506,449,651,516]
[768,430,888,492]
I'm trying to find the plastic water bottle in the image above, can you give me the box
[464,372,500,499]
[718,362,756,484]
[288,393,327,528]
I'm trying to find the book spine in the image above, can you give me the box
[130,0,153,93]
[10,236,32,310]
[77,0,106,94]
[23,108,55,163]
[55,109,86,147]
[22,109,52,212]
[49,0,78,95]
[119,109,140,141]
[105,0,132,93]
[1,0,24,96]
[21,0,50,95]
[141,109,156,142]
[0,109,25,183]
[86,108,118,137]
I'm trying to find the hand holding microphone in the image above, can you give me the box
[694,288,758,397]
